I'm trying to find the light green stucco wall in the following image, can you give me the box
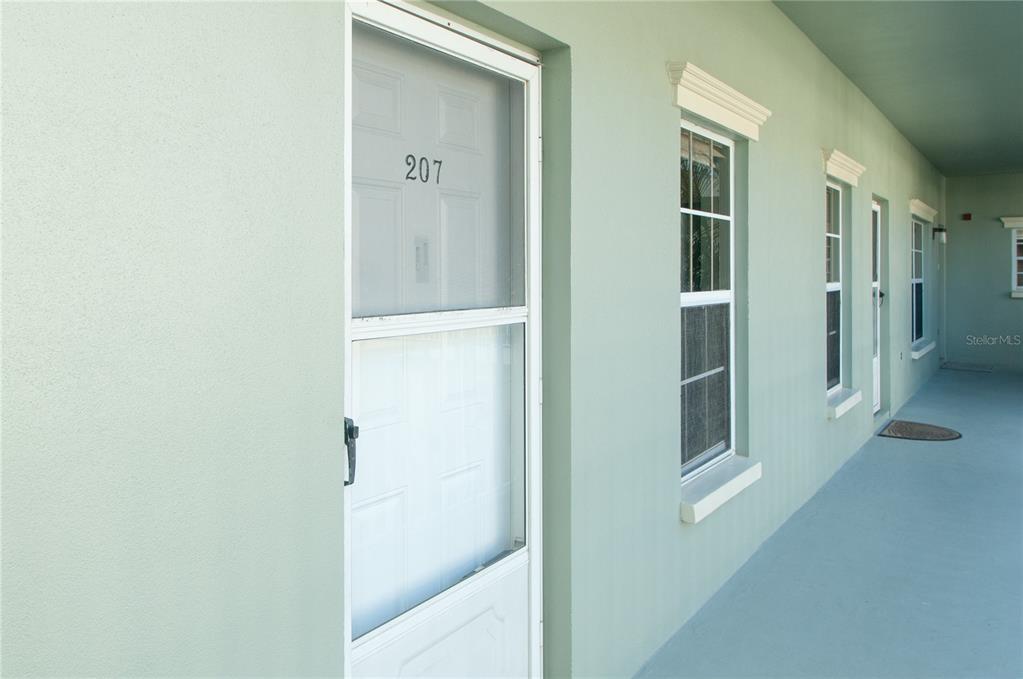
[944,173,1023,372]
[2,3,347,675]
[1,2,944,677]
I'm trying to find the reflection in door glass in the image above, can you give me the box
[350,324,526,638]
[352,22,525,318]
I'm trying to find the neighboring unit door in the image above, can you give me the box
[872,201,882,414]
[344,3,542,677]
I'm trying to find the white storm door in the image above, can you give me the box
[344,3,541,678]
[871,202,882,414]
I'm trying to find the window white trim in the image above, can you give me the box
[824,149,866,187]
[680,119,737,479]
[668,62,771,141]
[999,216,1023,229]
[825,181,844,395]
[679,290,733,307]
[911,219,925,343]
[911,340,936,360]
[680,453,761,524]
[910,198,938,223]
[826,387,862,419]
[1012,229,1023,296]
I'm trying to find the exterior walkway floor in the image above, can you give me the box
[638,368,1023,678]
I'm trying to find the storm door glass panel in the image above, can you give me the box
[681,304,730,470]
[352,22,525,318]
[872,207,880,359]
[350,325,525,638]
[826,291,840,390]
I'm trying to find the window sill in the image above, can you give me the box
[680,454,761,524]
[826,387,861,420]
[1011,291,1023,299]
[911,340,936,360]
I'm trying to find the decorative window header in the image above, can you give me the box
[910,198,938,223]
[1000,216,1023,229]
[667,62,771,141]
[824,149,866,187]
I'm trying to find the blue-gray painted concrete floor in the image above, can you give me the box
[638,369,1023,678]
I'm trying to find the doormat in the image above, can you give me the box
[940,361,993,373]
[878,420,962,441]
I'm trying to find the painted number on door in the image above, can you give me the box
[404,154,443,184]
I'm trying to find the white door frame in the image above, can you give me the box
[342,1,543,674]
[871,200,882,414]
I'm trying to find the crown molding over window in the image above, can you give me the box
[1000,216,1023,229]
[667,62,771,141]
[910,198,938,223]
[823,149,866,187]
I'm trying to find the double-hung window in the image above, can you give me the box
[679,122,733,475]
[825,182,842,393]
[911,219,925,343]
[1013,230,1023,294]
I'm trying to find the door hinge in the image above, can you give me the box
[538,136,543,164]
[344,417,359,486]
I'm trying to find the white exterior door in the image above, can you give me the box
[343,3,542,677]
[872,201,882,414]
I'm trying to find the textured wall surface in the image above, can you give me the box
[455,2,945,676]
[944,172,1023,371]
[2,1,945,677]
[2,3,347,675]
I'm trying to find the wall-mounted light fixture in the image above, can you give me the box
[933,226,948,244]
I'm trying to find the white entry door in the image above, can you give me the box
[871,201,882,414]
[343,3,541,677]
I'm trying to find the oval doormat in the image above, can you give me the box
[878,420,962,441]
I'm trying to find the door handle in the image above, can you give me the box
[879,290,886,306]
[344,417,360,486]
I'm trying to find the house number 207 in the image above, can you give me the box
[405,154,443,184]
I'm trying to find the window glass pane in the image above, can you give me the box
[826,186,840,235]
[681,304,730,468]
[872,210,879,283]
[681,214,692,293]
[713,142,731,217]
[352,22,525,317]
[691,133,713,214]
[826,290,840,390]
[680,129,692,210]
[913,223,923,250]
[913,252,923,279]
[712,219,730,290]
[1016,239,1023,258]
[913,282,924,341]
[690,216,730,291]
[1017,272,1023,288]
[826,235,840,283]
[351,323,525,637]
